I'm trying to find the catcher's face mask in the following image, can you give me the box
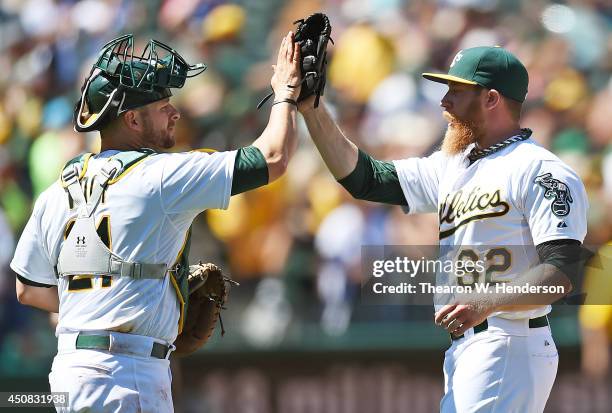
[74,34,206,132]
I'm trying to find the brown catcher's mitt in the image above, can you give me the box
[173,263,238,356]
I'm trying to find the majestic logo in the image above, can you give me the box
[438,187,510,239]
[450,51,463,68]
[534,173,573,217]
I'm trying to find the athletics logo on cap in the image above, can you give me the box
[450,51,463,68]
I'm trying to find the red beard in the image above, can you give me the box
[441,111,484,155]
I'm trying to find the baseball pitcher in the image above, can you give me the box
[299,46,588,412]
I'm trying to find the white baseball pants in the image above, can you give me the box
[49,333,174,412]
[440,317,558,413]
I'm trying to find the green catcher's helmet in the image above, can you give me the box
[74,34,206,132]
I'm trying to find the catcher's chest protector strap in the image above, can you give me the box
[56,151,167,280]
[170,228,193,333]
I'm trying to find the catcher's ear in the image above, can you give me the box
[123,109,143,132]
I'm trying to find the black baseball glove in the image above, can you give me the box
[258,13,333,109]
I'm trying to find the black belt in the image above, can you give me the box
[451,315,549,341]
[75,334,172,359]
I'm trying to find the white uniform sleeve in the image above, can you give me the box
[160,150,237,214]
[10,200,57,286]
[522,160,588,245]
[392,151,443,214]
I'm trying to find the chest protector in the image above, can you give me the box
[56,150,191,330]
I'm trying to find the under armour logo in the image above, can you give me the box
[450,51,463,68]
[76,236,86,245]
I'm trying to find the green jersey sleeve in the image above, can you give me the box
[337,149,407,206]
[231,146,269,195]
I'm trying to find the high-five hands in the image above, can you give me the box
[270,31,301,104]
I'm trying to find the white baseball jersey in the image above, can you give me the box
[393,137,588,319]
[11,149,236,342]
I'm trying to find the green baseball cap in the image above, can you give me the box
[422,46,528,102]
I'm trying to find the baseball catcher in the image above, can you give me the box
[258,12,333,108]
[13,29,301,412]
[173,263,238,356]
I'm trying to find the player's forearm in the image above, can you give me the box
[252,100,298,182]
[491,263,572,312]
[16,280,59,313]
[300,101,359,179]
[252,31,301,182]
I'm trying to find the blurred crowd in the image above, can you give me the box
[0,0,611,379]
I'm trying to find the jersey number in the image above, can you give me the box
[456,248,512,286]
[64,216,112,291]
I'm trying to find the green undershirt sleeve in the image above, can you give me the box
[231,146,269,195]
[337,149,408,206]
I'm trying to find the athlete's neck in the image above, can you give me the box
[476,123,523,150]
[100,140,143,152]
[99,131,158,153]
